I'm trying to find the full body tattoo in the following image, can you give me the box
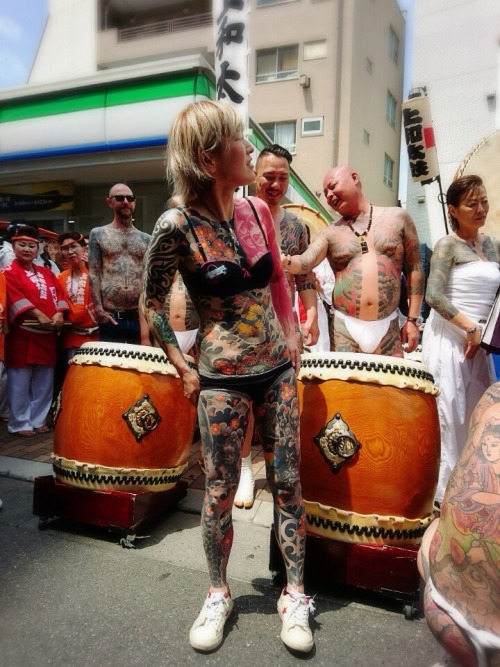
[143,201,305,588]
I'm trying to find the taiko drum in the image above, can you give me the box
[53,342,197,492]
[298,352,440,546]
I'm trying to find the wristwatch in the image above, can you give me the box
[407,316,424,326]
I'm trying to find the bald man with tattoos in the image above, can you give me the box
[284,166,424,356]
[88,183,150,345]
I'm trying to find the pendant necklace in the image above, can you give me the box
[347,205,373,254]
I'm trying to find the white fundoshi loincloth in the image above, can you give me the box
[333,309,398,353]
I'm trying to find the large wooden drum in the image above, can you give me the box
[52,342,197,492]
[298,352,440,546]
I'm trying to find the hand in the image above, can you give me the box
[285,333,301,375]
[50,313,64,331]
[464,326,482,359]
[402,321,420,353]
[302,317,320,347]
[96,310,117,325]
[181,369,200,406]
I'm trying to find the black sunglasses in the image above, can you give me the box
[112,195,136,202]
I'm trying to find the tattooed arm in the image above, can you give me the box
[426,236,483,358]
[401,211,424,353]
[282,230,330,275]
[142,211,199,404]
[88,228,114,324]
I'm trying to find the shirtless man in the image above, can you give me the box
[88,183,150,345]
[283,165,423,356]
[255,144,319,349]
[418,382,500,667]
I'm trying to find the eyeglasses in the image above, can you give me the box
[61,244,81,253]
[112,195,136,203]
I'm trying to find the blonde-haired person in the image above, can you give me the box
[422,175,500,506]
[142,100,314,654]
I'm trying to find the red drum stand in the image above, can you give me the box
[33,475,188,547]
[269,528,423,619]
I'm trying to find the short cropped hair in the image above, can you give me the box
[166,100,244,203]
[256,144,293,168]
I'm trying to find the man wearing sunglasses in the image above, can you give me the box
[88,183,151,345]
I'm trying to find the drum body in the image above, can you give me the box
[298,352,440,546]
[53,342,197,492]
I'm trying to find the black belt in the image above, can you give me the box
[105,309,139,321]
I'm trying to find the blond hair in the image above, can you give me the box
[166,100,244,203]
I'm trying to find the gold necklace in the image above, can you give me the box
[347,205,373,254]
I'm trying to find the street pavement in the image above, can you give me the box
[0,460,441,667]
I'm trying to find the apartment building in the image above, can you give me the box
[0,0,406,234]
[405,0,500,249]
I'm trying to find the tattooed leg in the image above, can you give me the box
[254,366,305,588]
[332,313,363,353]
[198,389,251,588]
[376,317,403,357]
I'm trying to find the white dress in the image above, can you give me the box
[422,261,499,503]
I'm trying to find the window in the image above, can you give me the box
[260,121,296,153]
[366,57,373,74]
[256,45,299,83]
[301,117,323,137]
[389,26,399,64]
[384,154,394,189]
[363,130,370,145]
[386,90,397,128]
[304,40,327,61]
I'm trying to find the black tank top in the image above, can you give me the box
[183,198,274,298]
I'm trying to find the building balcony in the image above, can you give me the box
[97,13,214,70]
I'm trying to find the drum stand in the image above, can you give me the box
[33,475,188,548]
[269,528,423,619]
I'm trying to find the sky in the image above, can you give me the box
[0,0,48,89]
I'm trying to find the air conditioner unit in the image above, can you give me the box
[299,74,310,89]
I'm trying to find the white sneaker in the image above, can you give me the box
[277,588,315,653]
[234,454,255,509]
[189,591,233,651]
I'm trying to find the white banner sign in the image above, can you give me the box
[213,0,249,128]
[402,95,439,184]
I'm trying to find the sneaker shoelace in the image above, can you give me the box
[203,594,229,620]
[286,592,316,625]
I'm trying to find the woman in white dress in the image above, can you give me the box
[422,175,500,505]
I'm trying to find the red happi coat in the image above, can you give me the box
[58,266,99,350]
[4,260,68,368]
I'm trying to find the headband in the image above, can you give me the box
[12,235,39,243]
[60,234,84,248]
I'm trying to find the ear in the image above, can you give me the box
[200,150,215,172]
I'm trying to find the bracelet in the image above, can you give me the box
[466,325,479,336]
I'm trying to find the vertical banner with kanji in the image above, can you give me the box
[213,0,250,130]
[402,95,439,184]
